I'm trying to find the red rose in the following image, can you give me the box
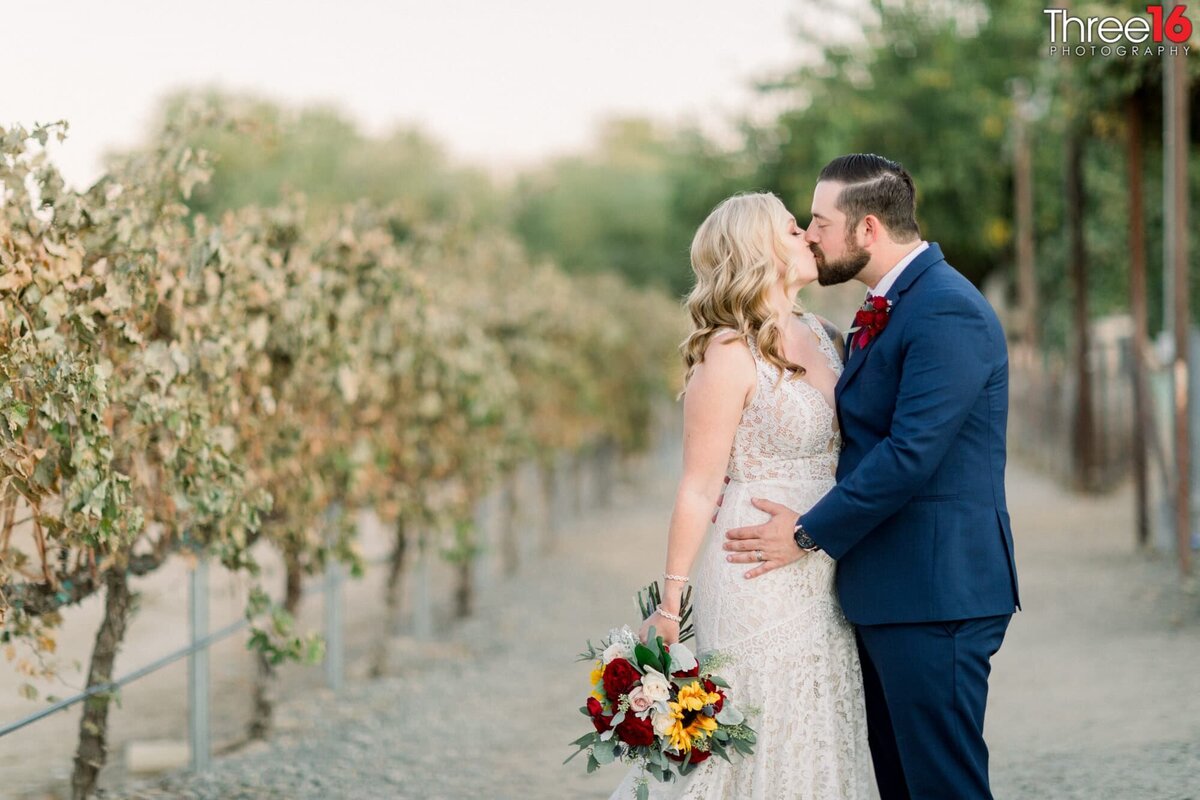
[667,748,711,765]
[852,297,894,350]
[664,645,700,678]
[615,713,656,747]
[602,658,640,702]
[702,679,725,713]
[586,696,613,733]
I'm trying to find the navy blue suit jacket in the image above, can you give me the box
[801,243,1020,626]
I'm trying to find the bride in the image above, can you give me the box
[609,192,872,799]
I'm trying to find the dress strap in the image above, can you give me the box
[801,313,845,374]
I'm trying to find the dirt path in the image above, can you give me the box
[9,454,1200,800]
[986,468,1200,798]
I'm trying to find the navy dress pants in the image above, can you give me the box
[856,615,1011,800]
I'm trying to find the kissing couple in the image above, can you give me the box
[609,153,1021,800]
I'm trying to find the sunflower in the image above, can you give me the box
[665,681,722,752]
[589,660,606,703]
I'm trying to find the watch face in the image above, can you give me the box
[793,527,818,550]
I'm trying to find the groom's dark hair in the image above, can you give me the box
[818,154,921,242]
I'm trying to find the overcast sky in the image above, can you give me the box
[4,0,828,187]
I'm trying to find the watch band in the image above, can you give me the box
[793,520,821,552]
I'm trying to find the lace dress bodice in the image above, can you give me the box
[727,316,842,485]
[609,312,871,800]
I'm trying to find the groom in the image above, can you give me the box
[724,154,1020,799]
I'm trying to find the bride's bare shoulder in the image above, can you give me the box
[688,329,757,399]
[703,328,755,363]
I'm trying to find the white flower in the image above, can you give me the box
[601,641,631,665]
[641,669,671,703]
[601,626,637,664]
[652,709,674,737]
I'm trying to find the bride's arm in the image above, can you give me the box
[650,333,756,637]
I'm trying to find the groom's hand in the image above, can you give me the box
[723,498,805,579]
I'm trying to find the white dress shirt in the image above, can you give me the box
[868,241,929,298]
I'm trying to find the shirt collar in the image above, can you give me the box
[868,241,929,298]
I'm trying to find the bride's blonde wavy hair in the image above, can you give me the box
[681,192,806,390]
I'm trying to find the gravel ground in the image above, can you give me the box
[98,460,1200,800]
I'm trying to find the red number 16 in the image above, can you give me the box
[1147,4,1193,43]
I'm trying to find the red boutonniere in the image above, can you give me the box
[850,295,894,350]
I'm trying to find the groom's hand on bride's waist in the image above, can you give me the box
[723,498,808,579]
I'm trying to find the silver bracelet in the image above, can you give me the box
[655,605,683,623]
[663,573,689,583]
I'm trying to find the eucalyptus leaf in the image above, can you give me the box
[716,704,744,725]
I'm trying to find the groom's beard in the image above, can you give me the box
[813,241,870,286]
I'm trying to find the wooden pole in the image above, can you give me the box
[188,558,211,771]
[1013,79,1039,351]
[1127,93,1151,548]
[1164,28,1192,575]
[1066,119,1098,491]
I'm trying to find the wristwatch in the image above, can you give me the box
[793,520,821,552]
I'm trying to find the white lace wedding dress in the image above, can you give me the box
[610,313,872,799]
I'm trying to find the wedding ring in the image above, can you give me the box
[755,549,765,562]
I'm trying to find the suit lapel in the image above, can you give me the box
[835,243,946,396]
[836,327,870,394]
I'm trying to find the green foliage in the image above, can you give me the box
[1,110,684,693]
[753,0,1200,347]
[245,586,324,666]
[758,0,1046,286]
[146,90,506,226]
[512,119,759,296]
[1,118,268,669]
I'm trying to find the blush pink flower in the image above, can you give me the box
[627,686,653,716]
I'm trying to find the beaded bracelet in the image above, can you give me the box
[656,605,683,623]
[663,573,689,583]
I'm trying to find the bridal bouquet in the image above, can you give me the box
[566,583,756,799]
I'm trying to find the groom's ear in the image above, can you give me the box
[860,214,885,247]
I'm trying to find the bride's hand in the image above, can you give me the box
[639,610,680,646]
